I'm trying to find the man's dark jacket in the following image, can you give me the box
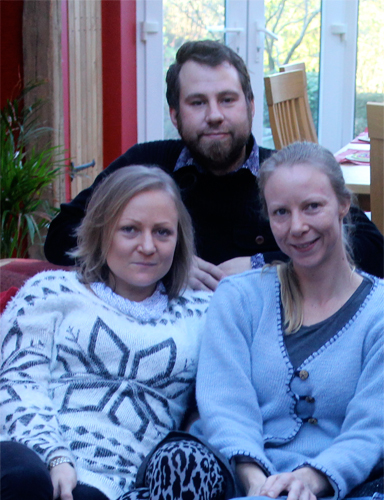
[44,139,384,278]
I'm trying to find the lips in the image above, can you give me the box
[204,131,228,135]
[133,262,157,267]
[291,237,320,251]
[200,130,231,138]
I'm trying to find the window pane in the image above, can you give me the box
[262,0,321,148]
[354,0,384,136]
[163,0,225,139]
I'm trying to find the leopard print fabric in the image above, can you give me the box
[119,440,226,500]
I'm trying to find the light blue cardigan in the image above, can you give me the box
[193,267,384,500]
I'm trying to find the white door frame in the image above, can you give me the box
[319,0,358,152]
[226,0,265,144]
[136,0,164,143]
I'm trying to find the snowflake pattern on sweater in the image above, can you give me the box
[0,271,210,499]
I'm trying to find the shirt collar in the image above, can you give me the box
[174,135,260,177]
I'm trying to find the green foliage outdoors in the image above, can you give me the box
[1,83,64,258]
[163,0,224,70]
[264,0,321,72]
[163,0,225,139]
[355,92,384,136]
[354,0,384,135]
[306,71,319,128]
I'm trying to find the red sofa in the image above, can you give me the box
[0,259,71,314]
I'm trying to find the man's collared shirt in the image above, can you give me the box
[173,136,265,267]
[173,135,260,177]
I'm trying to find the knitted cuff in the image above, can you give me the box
[251,253,265,269]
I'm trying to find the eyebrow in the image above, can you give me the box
[300,194,328,203]
[119,219,175,227]
[185,90,240,100]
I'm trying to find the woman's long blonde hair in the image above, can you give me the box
[259,142,354,333]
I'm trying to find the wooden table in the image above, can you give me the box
[336,142,370,195]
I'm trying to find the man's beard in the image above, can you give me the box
[176,108,253,174]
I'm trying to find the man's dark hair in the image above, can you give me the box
[166,40,254,111]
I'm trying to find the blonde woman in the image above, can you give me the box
[0,166,224,500]
[194,143,383,500]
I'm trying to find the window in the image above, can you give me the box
[163,0,225,139]
[137,0,382,152]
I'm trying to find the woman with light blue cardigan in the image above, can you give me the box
[194,142,383,500]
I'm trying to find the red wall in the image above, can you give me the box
[1,0,137,169]
[102,0,137,169]
[0,0,24,108]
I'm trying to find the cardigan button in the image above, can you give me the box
[308,418,318,425]
[305,396,315,403]
[299,370,309,380]
[255,235,265,245]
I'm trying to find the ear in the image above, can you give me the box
[250,99,255,118]
[169,107,178,129]
[339,199,351,220]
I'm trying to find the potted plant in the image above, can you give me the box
[1,82,64,259]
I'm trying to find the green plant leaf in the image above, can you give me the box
[1,81,66,259]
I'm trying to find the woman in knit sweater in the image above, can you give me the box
[193,142,383,500]
[0,166,218,500]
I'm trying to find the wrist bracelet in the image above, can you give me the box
[48,456,74,470]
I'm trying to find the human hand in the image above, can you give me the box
[50,462,77,500]
[236,462,268,497]
[259,472,315,500]
[217,257,252,276]
[259,467,331,500]
[292,467,332,497]
[189,256,226,291]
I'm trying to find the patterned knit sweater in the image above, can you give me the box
[0,271,211,499]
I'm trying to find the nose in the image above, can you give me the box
[206,100,224,125]
[138,231,156,254]
[290,210,309,236]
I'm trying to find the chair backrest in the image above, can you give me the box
[367,102,384,234]
[264,69,318,150]
[279,62,307,86]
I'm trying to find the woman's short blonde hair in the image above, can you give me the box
[71,165,195,300]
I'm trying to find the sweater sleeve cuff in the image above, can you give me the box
[233,454,258,464]
[293,462,340,500]
[251,254,265,269]
[228,450,274,477]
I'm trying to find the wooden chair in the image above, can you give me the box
[279,62,307,86]
[367,102,384,234]
[264,69,318,149]
[279,62,312,138]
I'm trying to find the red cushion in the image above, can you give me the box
[0,259,71,312]
[0,286,19,314]
[0,259,71,293]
